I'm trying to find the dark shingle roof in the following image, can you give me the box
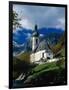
[32,40,52,53]
[36,40,51,52]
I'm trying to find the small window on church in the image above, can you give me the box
[42,53,44,58]
[36,39,38,44]
[47,57,50,59]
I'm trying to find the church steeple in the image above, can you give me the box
[35,24,37,30]
[32,25,39,37]
[32,25,39,51]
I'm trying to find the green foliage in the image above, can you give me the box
[23,60,66,86]
[28,59,65,79]
[17,52,30,63]
[56,58,65,68]
[13,11,21,29]
[32,62,56,73]
[13,57,30,79]
[48,33,65,55]
[13,56,36,79]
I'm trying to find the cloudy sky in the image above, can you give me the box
[13,4,65,30]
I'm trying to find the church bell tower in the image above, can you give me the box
[32,25,39,51]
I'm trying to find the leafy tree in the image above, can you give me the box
[13,11,21,30]
[56,59,64,69]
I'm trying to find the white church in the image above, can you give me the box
[30,25,53,64]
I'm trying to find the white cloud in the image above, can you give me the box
[40,34,44,37]
[20,18,34,29]
[56,18,65,30]
[13,4,65,30]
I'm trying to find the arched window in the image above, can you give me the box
[36,39,38,44]
[42,53,44,58]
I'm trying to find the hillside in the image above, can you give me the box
[47,33,65,56]
[13,58,66,88]
[17,52,30,63]
[23,58,65,86]
[13,57,36,79]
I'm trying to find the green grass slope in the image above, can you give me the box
[23,58,66,87]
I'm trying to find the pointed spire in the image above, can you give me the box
[35,24,37,30]
[32,24,39,37]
